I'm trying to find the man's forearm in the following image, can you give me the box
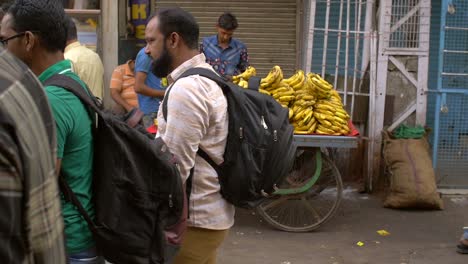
[111,90,134,112]
[135,84,165,98]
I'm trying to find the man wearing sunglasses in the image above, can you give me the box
[0,0,101,263]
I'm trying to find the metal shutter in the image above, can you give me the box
[153,0,299,77]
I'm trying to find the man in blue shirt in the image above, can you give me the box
[134,47,166,128]
[200,12,249,80]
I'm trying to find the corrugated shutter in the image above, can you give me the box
[154,0,298,77]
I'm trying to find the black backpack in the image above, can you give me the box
[44,74,184,264]
[162,67,296,208]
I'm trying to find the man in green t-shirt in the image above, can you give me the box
[0,1,102,263]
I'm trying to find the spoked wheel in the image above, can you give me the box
[257,149,343,232]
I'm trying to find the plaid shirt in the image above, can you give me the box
[200,35,249,77]
[0,48,66,263]
[157,53,235,230]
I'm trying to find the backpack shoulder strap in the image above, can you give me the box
[162,67,229,121]
[43,74,99,233]
[43,74,102,114]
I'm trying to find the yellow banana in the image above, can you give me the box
[261,65,281,86]
[340,129,349,135]
[238,79,248,88]
[336,109,350,119]
[296,100,315,108]
[302,111,314,125]
[279,95,295,102]
[315,103,336,112]
[313,75,333,89]
[333,116,348,125]
[270,87,289,94]
[335,111,348,120]
[274,91,295,98]
[313,112,327,121]
[317,125,335,134]
[315,109,335,117]
[308,121,317,133]
[294,108,309,121]
[289,108,294,119]
[315,128,328,135]
[319,119,333,127]
[295,130,312,135]
[330,125,342,132]
[258,89,271,95]
[300,95,315,101]
[341,124,350,132]
[233,66,257,81]
[289,70,305,87]
[283,72,300,85]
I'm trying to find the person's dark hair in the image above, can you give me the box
[0,2,12,19]
[65,15,78,41]
[8,0,68,52]
[218,12,238,31]
[154,8,199,50]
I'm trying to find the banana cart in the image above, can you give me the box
[256,134,359,232]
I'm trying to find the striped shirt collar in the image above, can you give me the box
[168,53,207,84]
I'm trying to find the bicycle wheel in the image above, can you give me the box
[257,149,343,232]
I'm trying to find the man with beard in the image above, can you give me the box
[148,8,234,264]
[134,46,166,128]
[0,1,102,263]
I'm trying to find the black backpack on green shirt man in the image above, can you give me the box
[45,74,185,264]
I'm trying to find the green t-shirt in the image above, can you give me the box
[39,60,95,254]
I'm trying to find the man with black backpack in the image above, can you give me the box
[0,1,102,263]
[148,6,296,263]
[146,8,234,264]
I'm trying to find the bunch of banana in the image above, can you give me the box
[260,65,283,89]
[233,66,257,84]
[309,74,333,99]
[268,81,295,108]
[291,107,317,135]
[313,97,351,135]
[237,78,249,89]
[283,70,306,91]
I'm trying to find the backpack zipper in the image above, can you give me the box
[273,130,278,141]
[261,116,268,129]
[168,194,173,208]
[239,127,244,139]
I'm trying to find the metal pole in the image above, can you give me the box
[305,0,317,72]
[367,30,378,192]
[334,0,345,89]
[361,0,375,77]
[321,0,331,77]
[344,0,351,106]
[432,0,449,168]
[351,0,363,117]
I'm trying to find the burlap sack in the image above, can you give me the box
[383,131,443,210]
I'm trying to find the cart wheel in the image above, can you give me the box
[257,149,343,232]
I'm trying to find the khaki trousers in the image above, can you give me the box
[173,227,229,264]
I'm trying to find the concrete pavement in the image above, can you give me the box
[218,187,468,264]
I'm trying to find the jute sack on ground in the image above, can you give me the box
[382,131,443,210]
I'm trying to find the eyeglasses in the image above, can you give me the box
[0,31,38,47]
